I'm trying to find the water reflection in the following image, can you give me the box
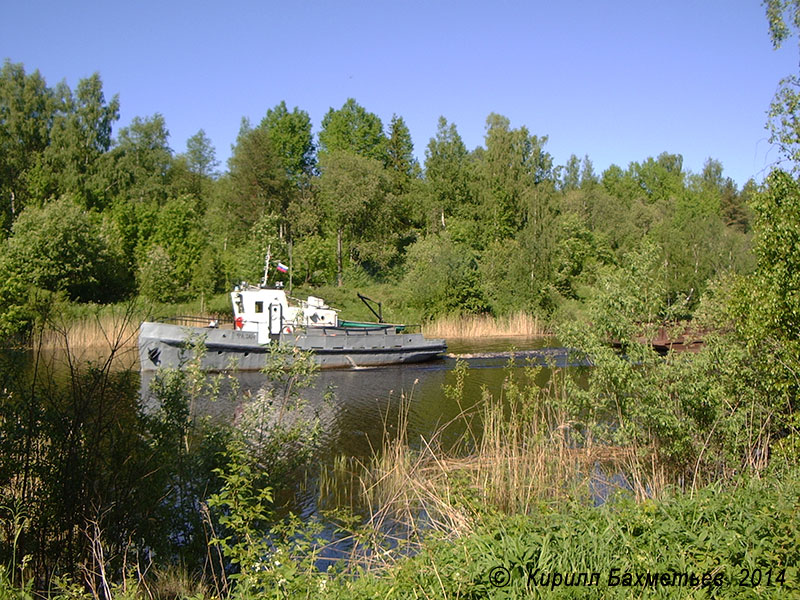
[139,338,569,458]
[18,336,571,476]
[3,336,578,571]
[138,338,578,516]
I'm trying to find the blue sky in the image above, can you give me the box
[2,0,796,187]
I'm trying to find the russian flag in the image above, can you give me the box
[276,262,289,273]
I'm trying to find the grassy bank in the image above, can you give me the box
[5,472,795,599]
[321,470,799,599]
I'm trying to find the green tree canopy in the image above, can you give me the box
[259,101,315,185]
[318,98,386,161]
[402,232,486,318]
[386,114,419,190]
[0,61,55,227]
[316,150,392,284]
[560,154,581,191]
[41,73,119,208]
[141,195,206,296]
[185,128,219,177]
[171,129,219,199]
[763,1,800,170]
[475,113,554,243]
[110,113,173,206]
[423,116,472,232]
[5,196,113,301]
[227,118,291,232]
[764,0,800,50]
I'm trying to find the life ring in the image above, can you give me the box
[283,325,294,334]
[234,316,244,329]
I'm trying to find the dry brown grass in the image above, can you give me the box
[319,366,670,550]
[326,433,666,548]
[422,311,548,338]
[34,315,139,351]
[31,308,142,369]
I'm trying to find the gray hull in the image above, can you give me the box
[138,321,447,371]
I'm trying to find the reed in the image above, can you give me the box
[34,315,138,350]
[30,306,143,370]
[320,363,671,552]
[422,311,548,338]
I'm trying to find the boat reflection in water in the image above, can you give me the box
[140,339,571,465]
[138,338,578,534]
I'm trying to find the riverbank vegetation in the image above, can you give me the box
[2,3,800,597]
[422,311,546,339]
[2,238,798,598]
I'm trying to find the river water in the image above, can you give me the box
[144,338,567,453]
[10,336,571,520]
[140,337,572,517]
[3,336,576,564]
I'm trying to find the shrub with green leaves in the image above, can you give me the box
[4,197,116,302]
[555,238,785,487]
[317,472,799,599]
[205,344,326,599]
[402,232,487,319]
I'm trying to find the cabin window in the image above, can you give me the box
[255,301,264,313]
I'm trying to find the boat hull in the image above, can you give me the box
[138,321,447,371]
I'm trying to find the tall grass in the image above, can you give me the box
[34,314,139,351]
[26,294,230,354]
[319,361,667,554]
[422,311,547,338]
[30,304,142,372]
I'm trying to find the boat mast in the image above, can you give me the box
[261,245,271,287]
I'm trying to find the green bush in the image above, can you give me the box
[401,232,487,319]
[320,472,799,599]
[5,197,116,302]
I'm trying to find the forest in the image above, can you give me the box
[1,2,800,597]
[0,58,755,337]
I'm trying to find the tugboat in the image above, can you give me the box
[138,253,447,371]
